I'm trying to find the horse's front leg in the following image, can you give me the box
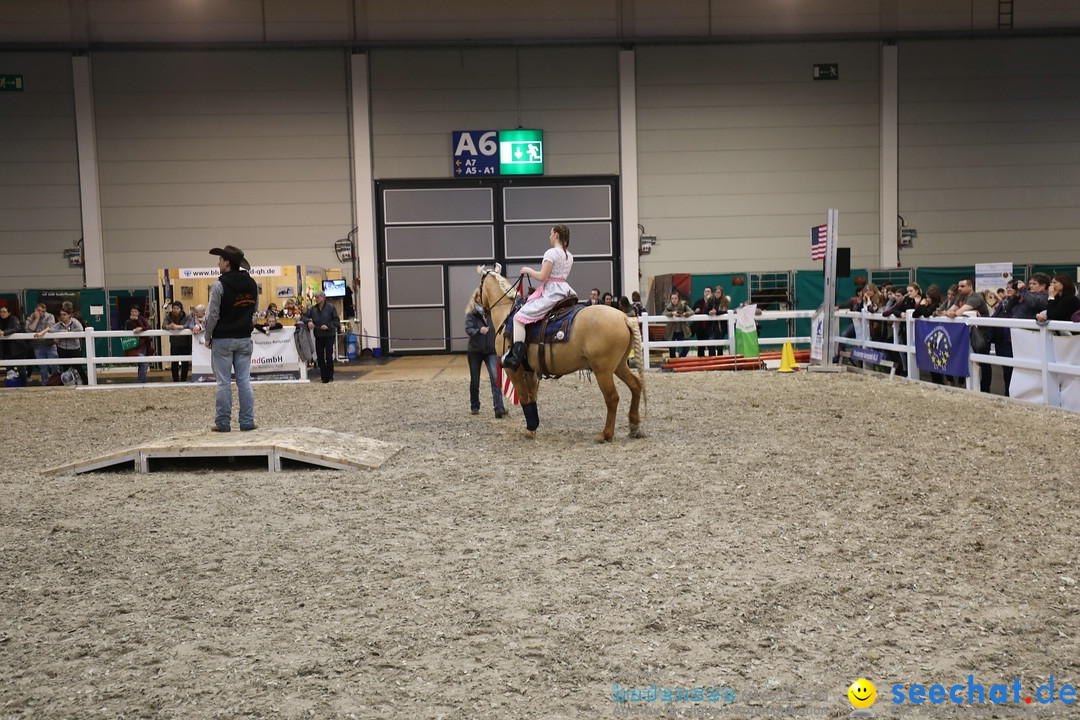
[518,371,541,439]
[594,371,619,443]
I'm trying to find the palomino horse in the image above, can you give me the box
[477,265,646,442]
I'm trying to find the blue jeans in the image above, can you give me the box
[135,350,149,383]
[669,331,689,359]
[211,337,255,430]
[33,343,59,385]
[468,351,504,413]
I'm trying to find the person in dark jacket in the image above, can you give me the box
[1037,273,1080,324]
[0,305,27,385]
[465,290,506,418]
[1011,273,1050,320]
[304,290,341,383]
[994,280,1023,393]
[124,305,153,384]
[162,301,192,382]
[205,245,259,431]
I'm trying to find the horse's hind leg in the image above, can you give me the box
[594,371,619,443]
[615,363,644,438]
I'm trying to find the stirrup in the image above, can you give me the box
[502,341,526,371]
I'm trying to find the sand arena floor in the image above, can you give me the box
[1,357,1078,719]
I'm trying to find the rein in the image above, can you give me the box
[480,271,524,338]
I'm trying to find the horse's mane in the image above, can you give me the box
[490,272,517,298]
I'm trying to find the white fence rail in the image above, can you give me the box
[1,328,308,386]
[634,308,1080,412]
[638,311,814,370]
[833,309,1080,402]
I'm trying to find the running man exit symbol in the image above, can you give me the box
[0,74,24,91]
[813,64,838,81]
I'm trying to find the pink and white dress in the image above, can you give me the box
[515,247,576,324]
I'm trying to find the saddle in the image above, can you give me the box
[504,295,582,378]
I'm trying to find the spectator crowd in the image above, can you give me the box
[836,271,1080,395]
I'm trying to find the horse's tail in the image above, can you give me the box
[627,314,647,419]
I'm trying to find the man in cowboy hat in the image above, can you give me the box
[205,245,258,431]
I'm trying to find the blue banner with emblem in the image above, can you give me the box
[915,320,969,377]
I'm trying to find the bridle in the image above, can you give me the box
[478,267,523,339]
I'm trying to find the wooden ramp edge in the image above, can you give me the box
[46,426,402,475]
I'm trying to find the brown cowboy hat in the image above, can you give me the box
[209,245,251,271]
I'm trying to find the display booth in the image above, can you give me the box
[191,325,304,382]
[158,264,336,356]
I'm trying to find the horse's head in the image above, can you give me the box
[476,263,514,311]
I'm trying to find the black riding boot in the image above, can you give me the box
[502,341,526,371]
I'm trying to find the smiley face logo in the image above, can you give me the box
[848,678,877,709]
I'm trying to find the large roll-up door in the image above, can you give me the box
[377,176,619,355]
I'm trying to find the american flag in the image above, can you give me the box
[810,224,828,261]
[498,361,518,405]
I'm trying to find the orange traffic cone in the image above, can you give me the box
[778,341,797,373]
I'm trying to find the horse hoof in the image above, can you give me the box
[595,433,613,444]
[522,429,536,440]
[628,426,646,439]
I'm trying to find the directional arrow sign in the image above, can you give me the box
[452,130,499,177]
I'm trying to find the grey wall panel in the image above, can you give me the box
[633,0,710,37]
[370,47,618,179]
[365,0,618,41]
[98,159,348,185]
[5,1,1080,46]
[640,169,879,196]
[447,264,484,353]
[387,308,446,352]
[385,225,495,262]
[712,0,881,35]
[99,180,349,207]
[640,191,879,218]
[503,185,612,222]
[898,37,1080,266]
[383,187,492,224]
[0,52,82,291]
[92,50,354,288]
[386,265,444,306]
[0,0,72,43]
[505,222,612,258]
[96,136,349,162]
[636,42,881,276]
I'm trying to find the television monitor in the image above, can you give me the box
[322,279,346,298]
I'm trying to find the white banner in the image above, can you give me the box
[810,309,825,361]
[1054,333,1080,412]
[176,266,283,279]
[1009,328,1080,410]
[192,327,301,382]
[1009,329,1045,404]
[975,262,1012,294]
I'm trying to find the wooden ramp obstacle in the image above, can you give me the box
[46,427,402,475]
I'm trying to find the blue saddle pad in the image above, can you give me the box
[504,301,584,345]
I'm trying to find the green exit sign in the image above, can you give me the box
[499,129,543,176]
[0,74,23,92]
[813,64,838,81]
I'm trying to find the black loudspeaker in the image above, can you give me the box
[836,247,851,277]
